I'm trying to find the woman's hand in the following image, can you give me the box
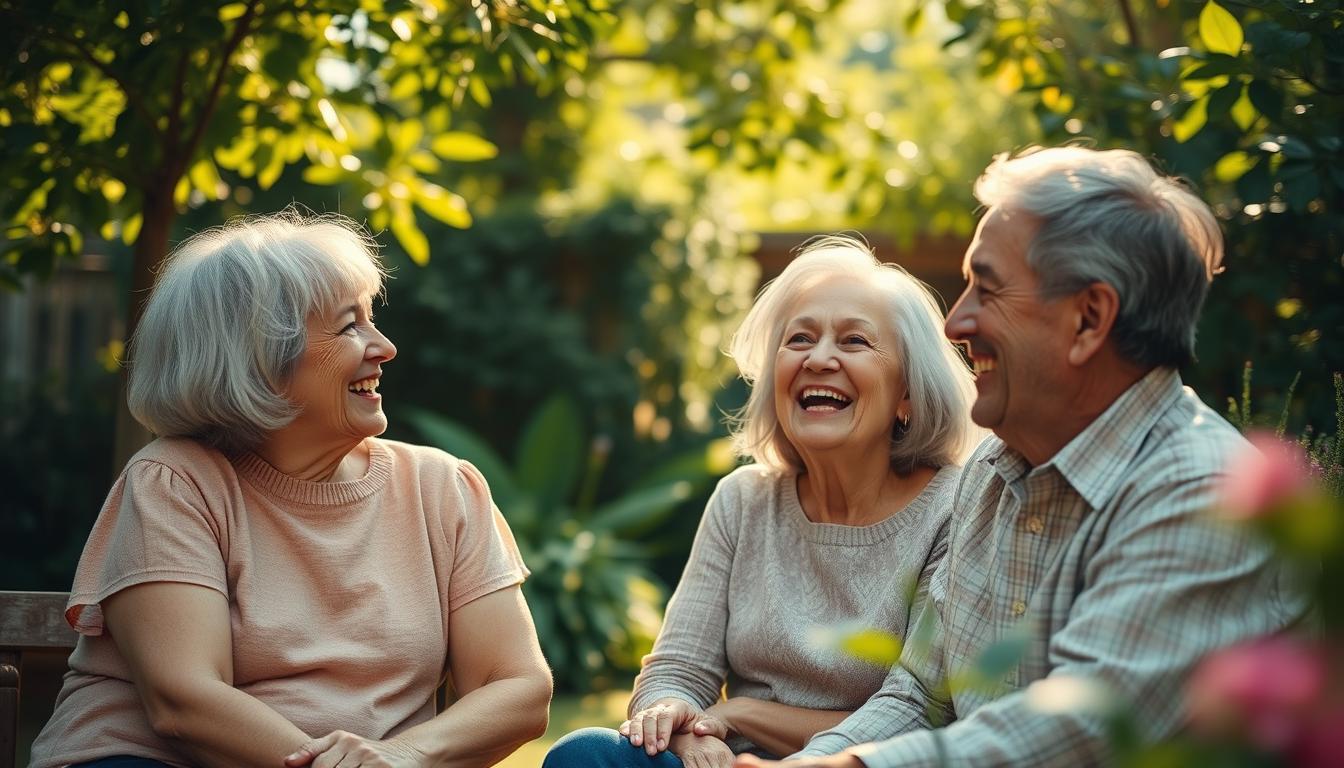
[668,732,735,768]
[284,731,429,768]
[618,698,701,755]
[691,698,745,740]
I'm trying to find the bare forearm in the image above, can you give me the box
[397,673,552,767]
[714,698,852,757]
[149,679,310,768]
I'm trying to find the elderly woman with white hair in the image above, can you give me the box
[543,235,979,768]
[28,210,552,768]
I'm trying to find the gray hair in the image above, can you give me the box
[974,146,1223,368]
[127,209,387,453]
[728,235,978,474]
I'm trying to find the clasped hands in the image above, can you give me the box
[619,698,736,767]
[283,730,429,768]
[619,698,859,768]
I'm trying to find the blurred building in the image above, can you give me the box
[0,252,123,414]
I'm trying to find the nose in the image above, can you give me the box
[944,289,977,342]
[802,340,839,373]
[368,326,397,363]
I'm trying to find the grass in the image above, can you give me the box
[497,689,630,767]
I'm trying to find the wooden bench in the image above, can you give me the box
[1,591,75,768]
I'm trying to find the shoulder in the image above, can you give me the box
[1126,387,1247,496]
[711,462,788,506]
[121,436,235,496]
[371,437,480,484]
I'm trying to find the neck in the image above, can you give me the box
[1012,358,1152,466]
[797,446,934,526]
[253,430,368,482]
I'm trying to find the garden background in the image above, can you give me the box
[1,0,1340,765]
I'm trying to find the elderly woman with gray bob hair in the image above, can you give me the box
[29,210,552,768]
[544,235,979,768]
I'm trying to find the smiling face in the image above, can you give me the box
[283,291,398,447]
[944,207,1076,448]
[772,275,907,460]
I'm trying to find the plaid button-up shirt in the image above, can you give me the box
[797,368,1304,766]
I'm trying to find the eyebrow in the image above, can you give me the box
[788,316,879,333]
[967,259,1002,286]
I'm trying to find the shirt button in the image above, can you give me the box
[1027,516,1044,534]
[1011,600,1027,616]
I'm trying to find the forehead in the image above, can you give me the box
[782,274,893,328]
[963,207,1040,283]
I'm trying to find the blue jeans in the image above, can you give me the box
[543,727,685,768]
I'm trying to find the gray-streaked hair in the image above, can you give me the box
[127,208,387,453]
[974,145,1224,368]
[728,235,978,475]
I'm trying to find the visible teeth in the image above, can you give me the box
[972,359,996,375]
[348,377,379,393]
[801,387,850,403]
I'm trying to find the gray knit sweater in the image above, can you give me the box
[629,462,958,755]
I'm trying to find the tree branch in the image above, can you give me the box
[179,0,261,172]
[1117,0,1141,48]
[166,49,190,154]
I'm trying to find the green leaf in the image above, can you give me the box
[399,405,519,508]
[1247,80,1284,121]
[1199,2,1243,56]
[389,203,429,265]
[430,132,498,161]
[1229,90,1258,131]
[632,438,736,491]
[1205,82,1241,120]
[1172,97,1208,143]
[840,628,904,667]
[302,163,346,185]
[414,182,471,228]
[515,395,586,508]
[588,481,694,533]
[1213,150,1256,182]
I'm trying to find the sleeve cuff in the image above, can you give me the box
[848,729,945,768]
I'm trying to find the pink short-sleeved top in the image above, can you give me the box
[28,436,528,768]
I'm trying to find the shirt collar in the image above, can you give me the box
[981,367,1185,509]
[1046,367,1184,509]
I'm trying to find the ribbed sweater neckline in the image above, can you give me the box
[230,439,393,506]
[783,465,952,546]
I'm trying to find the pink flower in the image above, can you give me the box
[1187,636,1328,752]
[1290,703,1344,768]
[1220,432,1314,520]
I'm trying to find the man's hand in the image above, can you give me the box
[668,732,735,768]
[733,753,864,768]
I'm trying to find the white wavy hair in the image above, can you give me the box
[127,208,387,453]
[727,235,978,474]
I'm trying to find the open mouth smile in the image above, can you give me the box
[971,358,997,377]
[348,375,381,399]
[798,386,852,412]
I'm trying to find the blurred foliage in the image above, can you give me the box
[0,368,117,589]
[0,0,610,300]
[565,0,1033,236]
[402,395,735,691]
[923,0,1343,430]
[375,194,758,453]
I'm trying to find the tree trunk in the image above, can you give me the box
[111,180,177,470]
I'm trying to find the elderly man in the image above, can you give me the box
[735,146,1302,767]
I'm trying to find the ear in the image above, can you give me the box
[1066,282,1120,367]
